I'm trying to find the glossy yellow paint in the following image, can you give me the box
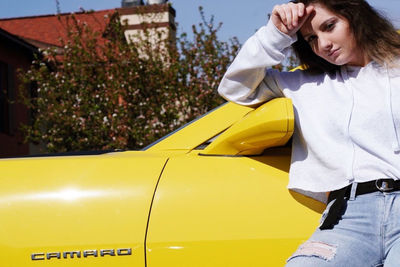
[0,152,167,267]
[290,65,306,71]
[203,98,294,155]
[0,98,326,266]
[146,147,325,266]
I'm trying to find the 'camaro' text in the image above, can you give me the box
[31,248,132,260]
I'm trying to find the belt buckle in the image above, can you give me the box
[375,179,394,192]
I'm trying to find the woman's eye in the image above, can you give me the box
[307,36,316,43]
[326,22,335,31]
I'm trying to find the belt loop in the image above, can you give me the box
[349,182,358,201]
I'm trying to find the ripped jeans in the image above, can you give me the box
[286,190,400,267]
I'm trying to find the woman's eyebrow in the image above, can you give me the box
[319,17,337,30]
[302,16,338,39]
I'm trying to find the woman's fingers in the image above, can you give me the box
[283,4,293,29]
[294,2,306,26]
[271,2,313,35]
[297,5,315,28]
[298,2,305,17]
[290,3,299,27]
[273,5,287,25]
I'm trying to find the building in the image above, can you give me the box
[0,28,37,158]
[0,2,176,157]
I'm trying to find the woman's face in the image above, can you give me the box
[300,4,369,66]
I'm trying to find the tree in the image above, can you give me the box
[19,7,240,153]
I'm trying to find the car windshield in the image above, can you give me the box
[142,103,227,150]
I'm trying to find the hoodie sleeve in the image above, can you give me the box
[218,20,298,106]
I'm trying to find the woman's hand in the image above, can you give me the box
[271,2,314,36]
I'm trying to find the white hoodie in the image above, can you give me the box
[218,20,400,202]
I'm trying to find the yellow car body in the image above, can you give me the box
[0,98,325,266]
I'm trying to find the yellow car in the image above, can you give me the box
[0,98,325,267]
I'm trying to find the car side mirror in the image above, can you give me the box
[201,98,294,156]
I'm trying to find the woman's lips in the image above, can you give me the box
[328,48,340,57]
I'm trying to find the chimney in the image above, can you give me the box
[147,0,167,4]
[121,0,144,8]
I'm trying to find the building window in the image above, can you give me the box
[0,61,15,135]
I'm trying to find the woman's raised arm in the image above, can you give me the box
[218,3,313,106]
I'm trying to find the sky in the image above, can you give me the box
[0,0,399,44]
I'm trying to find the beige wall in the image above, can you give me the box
[118,4,176,45]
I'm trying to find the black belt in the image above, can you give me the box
[319,179,400,230]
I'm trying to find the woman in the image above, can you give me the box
[218,0,400,266]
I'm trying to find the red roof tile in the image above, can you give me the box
[0,9,116,48]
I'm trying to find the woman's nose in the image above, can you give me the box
[319,37,332,51]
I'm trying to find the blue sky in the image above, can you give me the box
[0,0,399,43]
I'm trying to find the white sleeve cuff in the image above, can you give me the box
[255,20,298,53]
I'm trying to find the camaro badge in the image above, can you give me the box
[31,248,132,260]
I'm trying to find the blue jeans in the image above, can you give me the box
[286,189,400,267]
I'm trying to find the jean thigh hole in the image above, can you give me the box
[287,240,337,263]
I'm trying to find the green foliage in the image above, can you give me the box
[19,7,240,152]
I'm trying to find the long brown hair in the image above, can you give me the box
[292,0,400,73]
